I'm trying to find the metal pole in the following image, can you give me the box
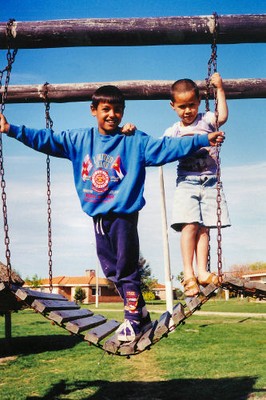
[95,258,99,308]
[91,242,99,308]
[159,166,173,313]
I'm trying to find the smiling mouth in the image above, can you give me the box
[105,121,117,129]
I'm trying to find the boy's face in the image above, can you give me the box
[90,101,124,135]
[170,90,200,126]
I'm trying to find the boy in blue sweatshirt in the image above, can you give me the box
[0,85,224,342]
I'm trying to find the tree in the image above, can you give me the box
[229,262,266,277]
[139,255,158,293]
[249,261,266,271]
[176,271,184,284]
[24,274,42,288]
[74,287,86,304]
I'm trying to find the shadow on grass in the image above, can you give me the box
[25,376,265,400]
[0,334,81,357]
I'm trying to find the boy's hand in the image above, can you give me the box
[210,72,223,89]
[208,131,225,146]
[120,123,136,136]
[0,113,10,133]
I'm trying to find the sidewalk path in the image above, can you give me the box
[93,308,266,318]
[194,311,266,318]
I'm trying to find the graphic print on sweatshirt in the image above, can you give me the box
[81,153,127,204]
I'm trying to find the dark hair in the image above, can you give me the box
[170,79,200,102]
[91,85,125,109]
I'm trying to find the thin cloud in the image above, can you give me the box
[0,155,265,282]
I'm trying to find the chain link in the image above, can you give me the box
[0,19,17,285]
[43,83,54,293]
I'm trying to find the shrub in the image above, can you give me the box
[143,291,156,301]
[74,287,86,303]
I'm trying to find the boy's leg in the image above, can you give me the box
[196,176,230,286]
[181,223,198,280]
[112,212,146,322]
[93,213,146,322]
[93,215,124,300]
[196,226,219,286]
[181,223,200,296]
[196,226,210,281]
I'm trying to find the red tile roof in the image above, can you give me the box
[154,283,166,289]
[39,275,110,286]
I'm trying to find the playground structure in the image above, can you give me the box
[0,14,266,356]
[0,270,265,357]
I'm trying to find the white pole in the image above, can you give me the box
[95,257,99,308]
[159,166,173,313]
[91,242,99,308]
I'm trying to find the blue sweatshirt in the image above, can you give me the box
[8,125,209,217]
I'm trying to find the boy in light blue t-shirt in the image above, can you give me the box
[164,73,231,297]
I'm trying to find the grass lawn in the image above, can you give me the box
[0,299,265,400]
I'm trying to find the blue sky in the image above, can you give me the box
[0,0,265,285]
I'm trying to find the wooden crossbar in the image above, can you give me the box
[48,309,93,324]
[2,79,266,104]
[31,299,79,313]
[15,287,67,302]
[0,15,265,49]
[137,321,158,352]
[153,311,171,340]
[85,319,120,344]
[66,314,107,334]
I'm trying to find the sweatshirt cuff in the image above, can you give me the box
[198,134,210,147]
[7,124,20,138]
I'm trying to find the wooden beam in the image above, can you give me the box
[5,311,12,340]
[0,15,265,49]
[2,79,266,104]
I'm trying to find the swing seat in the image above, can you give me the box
[1,280,265,357]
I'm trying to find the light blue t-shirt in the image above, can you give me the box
[164,112,217,176]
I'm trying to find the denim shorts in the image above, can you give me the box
[171,175,231,232]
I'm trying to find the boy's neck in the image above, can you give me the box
[97,127,120,136]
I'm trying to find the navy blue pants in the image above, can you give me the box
[93,212,145,322]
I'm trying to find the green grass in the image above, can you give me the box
[0,300,265,400]
[88,297,266,314]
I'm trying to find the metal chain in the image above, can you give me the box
[0,19,18,284]
[205,12,218,113]
[205,13,218,272]
[43,83,54,293]
[205,13,223,279]
[207,229,211,273]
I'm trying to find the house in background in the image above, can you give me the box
[242,271,266,285]
[24,269,122,304]
[153,283,178,300]
[23,268,177,303]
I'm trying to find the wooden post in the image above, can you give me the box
[5,311,12,340]
[2,78,266,104]
[224,289,230,301]
[0,15,265,49]
[159,167,173,313]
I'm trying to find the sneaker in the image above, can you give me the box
[116,319,141,342]
[116,313,152,342]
